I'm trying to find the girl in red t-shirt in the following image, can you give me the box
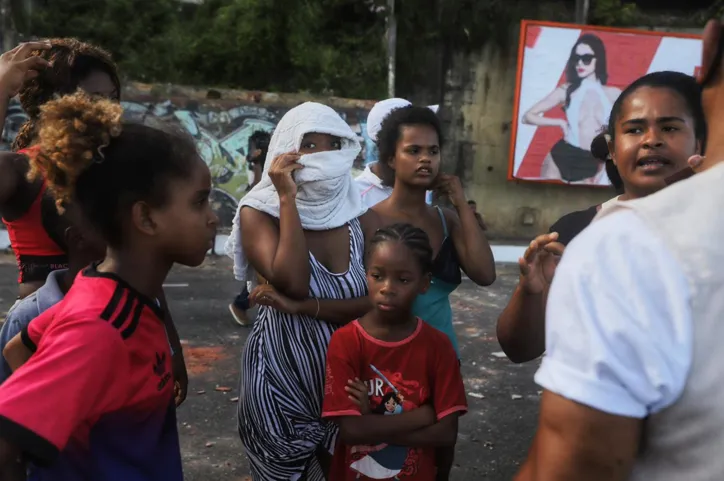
[322,223,467,481]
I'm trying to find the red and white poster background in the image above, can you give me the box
[508,21,702,186]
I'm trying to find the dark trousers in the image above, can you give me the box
[233,286,250,311]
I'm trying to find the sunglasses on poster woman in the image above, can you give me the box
[574,54,596,66]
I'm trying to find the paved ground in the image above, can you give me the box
[0,254,540,481]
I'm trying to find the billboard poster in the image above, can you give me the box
[508,21,702,186]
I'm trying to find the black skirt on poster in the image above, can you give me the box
[550,139,602,182]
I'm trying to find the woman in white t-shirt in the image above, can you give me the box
[517,20,724,479]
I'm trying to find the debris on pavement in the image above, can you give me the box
[511,394,523,400]
[468,392,485,399]
[215,386,232,392]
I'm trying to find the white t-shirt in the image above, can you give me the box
[535,210,693,418]
[599,195,620,212]
[355,164,393,209]
[355,163,433,209]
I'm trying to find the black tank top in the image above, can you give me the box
[431,207,462,285]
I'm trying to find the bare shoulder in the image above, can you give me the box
[367,198,396,227]
[239,206,278,238]
[240,206,275,223]
[554,84,569,96]
[0,152,29,204]
[0,151,28,174]
[359,209,383,241]
[533,85,567,107]
[440,206,461,228]
[604,85,622,102]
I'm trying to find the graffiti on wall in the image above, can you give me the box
[0,97,376,228]
[0,98,28,151]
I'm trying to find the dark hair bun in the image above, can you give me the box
[590,132,609,161]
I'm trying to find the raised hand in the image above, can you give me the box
[435,174,466,207]
[268,152,302,200]
[0,41,52,97]
[518,232,565,295]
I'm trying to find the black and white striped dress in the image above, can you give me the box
[238,218,368,481]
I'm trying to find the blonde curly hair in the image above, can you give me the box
[28,91,122,212]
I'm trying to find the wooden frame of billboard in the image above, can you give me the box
[507,20,702,187]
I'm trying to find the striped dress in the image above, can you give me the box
[238,218,368,481]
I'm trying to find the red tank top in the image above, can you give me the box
[1,147,67,283]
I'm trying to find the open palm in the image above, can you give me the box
[518,233,564,294]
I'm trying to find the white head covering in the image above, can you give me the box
[366,98,412,142]
[225,102,366,282]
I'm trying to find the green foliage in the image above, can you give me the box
[23,0,576,99]
[687,0,724,27]
[26,0,388,99]
[29,0,188,82]
[588,0,641,27]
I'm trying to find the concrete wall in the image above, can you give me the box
[440,40,612,241]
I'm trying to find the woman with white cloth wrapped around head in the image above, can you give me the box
[227,102,380,480]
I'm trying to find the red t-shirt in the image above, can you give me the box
[0,265,182,480]
[21,301,57,352]
[322,319,467,481]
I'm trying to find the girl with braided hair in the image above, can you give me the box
[0,38,120,299]
[322,223,467,481]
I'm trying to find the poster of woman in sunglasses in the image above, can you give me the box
[509,21,702,186]
[522,33,619,184]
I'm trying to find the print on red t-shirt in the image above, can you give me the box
[322,319,467,481]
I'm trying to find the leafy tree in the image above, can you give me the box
[588,0,640,27]
[20,0,581,101]
[183,0,386,97]
[26,0,387,99]
[29,0,189,83]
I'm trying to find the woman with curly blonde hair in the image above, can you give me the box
[0,90,217,479]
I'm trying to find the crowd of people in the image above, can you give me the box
[0,16,721,481]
